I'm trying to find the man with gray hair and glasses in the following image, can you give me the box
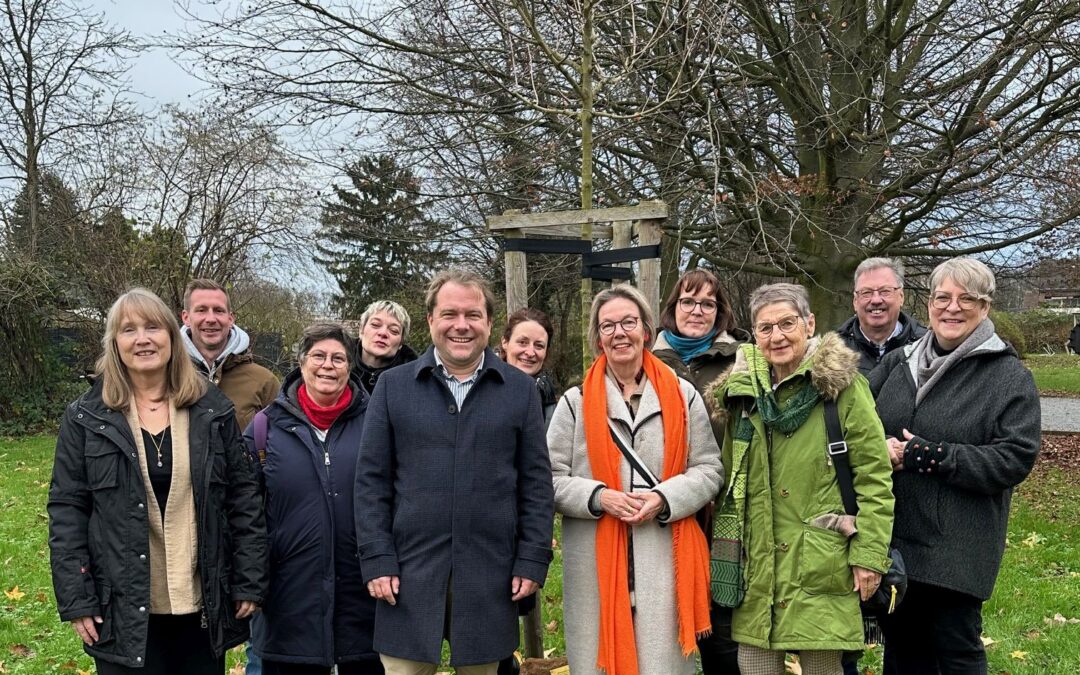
[837,257,926,376]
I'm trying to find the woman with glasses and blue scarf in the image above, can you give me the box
[653,269,749,674]
[711,283,894,675]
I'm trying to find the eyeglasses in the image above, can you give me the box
[598,317,640,336]
[306,352,349,367]
[677,298,718,314]
[855,286,901,300]
[754,315,802,338]
[930,293,983,310]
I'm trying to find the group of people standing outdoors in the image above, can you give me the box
[48,256,1040,675]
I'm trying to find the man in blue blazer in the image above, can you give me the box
[356,269,555,675]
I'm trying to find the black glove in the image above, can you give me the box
[902,436,950,474]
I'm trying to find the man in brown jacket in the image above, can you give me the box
[181,279,280,431]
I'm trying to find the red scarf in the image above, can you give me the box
[297,383,352,431]
[583,350,712,675]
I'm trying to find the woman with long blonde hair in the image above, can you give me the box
[48,287,267,674]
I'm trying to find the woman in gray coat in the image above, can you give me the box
[547,285,723,675]
[870,258,1041,675]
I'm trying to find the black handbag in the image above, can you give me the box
[824,399,908,642]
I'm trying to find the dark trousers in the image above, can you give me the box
[94,613,222,675]
[699,602,741,674]
[262,659,385,675]
[880,580,987,675]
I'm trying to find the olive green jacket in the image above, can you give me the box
[716,333,895,651]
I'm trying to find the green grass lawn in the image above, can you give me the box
[1025,353,1080,394]
[2,435,1078,674]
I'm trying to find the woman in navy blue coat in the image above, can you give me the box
[244,322,382,675]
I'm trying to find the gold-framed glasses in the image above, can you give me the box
[754,315,802,338]
[930,293,982,310]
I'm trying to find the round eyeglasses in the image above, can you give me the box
[677,298,718,314]
[598,317,640,335]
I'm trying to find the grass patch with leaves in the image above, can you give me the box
[2,435,1078,674]
[1024,353,1080,395]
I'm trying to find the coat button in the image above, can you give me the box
[131,452,137,458]
[208,408,214,413]
[138,503,144,509]
[778,600,788,609]
[780,488,789,498]
[139,606,146,612]
[448,405,457,414]
[136,657,142,663]
[779,542,789,552]
[139,554,146,560]
[99,425,106,430]
[77,413,84,419]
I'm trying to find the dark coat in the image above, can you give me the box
[48,381,267,667]
[837,310,927,377]
[869,333,1041,600]
[653,328,749,446]
[352,342,419,394]
[355,347,555,666]
[245,369,376,666]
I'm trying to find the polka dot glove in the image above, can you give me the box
[902,436,950,474]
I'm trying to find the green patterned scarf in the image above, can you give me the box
[711,344,821,606]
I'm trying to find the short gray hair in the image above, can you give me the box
[297,321,355,368]
[749,283,812,324]
[359,300,411,338]
[587,284,656,357]
[929,257,995,301]
[854,257,905,289]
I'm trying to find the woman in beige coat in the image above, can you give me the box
[547,285,723,675]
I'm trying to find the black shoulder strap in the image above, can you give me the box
[607,425,658,489]
[824,399,859,516]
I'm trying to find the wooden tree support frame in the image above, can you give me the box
[484,201,667,660]
[486,200,667,315]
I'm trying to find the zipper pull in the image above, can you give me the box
[324,451,330,466]
[200,609,208,629]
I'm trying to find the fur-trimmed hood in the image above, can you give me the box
[717,332,861,403]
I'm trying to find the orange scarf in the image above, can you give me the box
[583,350,712,675]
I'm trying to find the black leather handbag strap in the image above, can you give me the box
[824,399,859,516]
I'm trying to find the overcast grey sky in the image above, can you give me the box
[89,0,203,108]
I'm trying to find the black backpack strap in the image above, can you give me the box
[825,399,859,516]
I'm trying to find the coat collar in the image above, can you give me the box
[602,370,663,432]
[414,346,507,385]
[723,332,860,402]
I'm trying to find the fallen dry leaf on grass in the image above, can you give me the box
[3,587,24,601]
[8,645,33,658]
[1010,650,1028,660]
[0,660,7,673]
[1044,613,1080,625]
[545,619,559,633]
[228,662,245,675]
[980,635,996,647]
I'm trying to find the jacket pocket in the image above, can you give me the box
[798,524,853,596]
[94,583,116,646]
[84,441,119,491]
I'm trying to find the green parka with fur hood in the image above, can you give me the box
[712,333,895,651]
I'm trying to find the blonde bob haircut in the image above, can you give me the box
[96,288,207,410]
[587,284,657,358]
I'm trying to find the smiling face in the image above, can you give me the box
[929,277,990,350]
[182,289,235,360]
[501,320,549,377]
[597,297,647,372]
[853,267,903,336]
[360,310,404,366]
[674,282,717,339]
[754,301,815,379]
[116,311,172,379]
[300,338,350,404]
[428,281,492,375]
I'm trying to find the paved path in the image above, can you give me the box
[1041,397,1080,433]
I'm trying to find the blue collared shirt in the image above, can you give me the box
[433,349,485,409]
